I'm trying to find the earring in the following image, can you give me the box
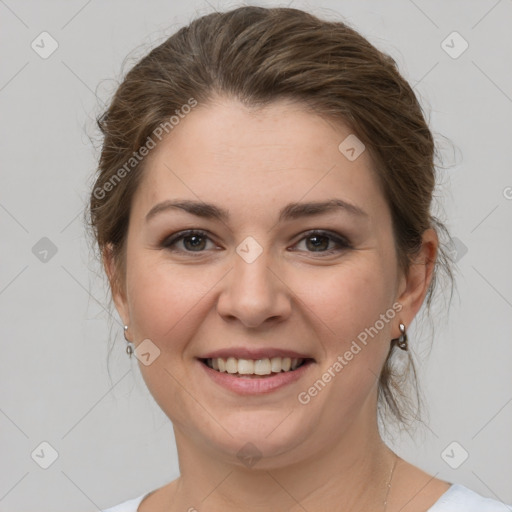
[391,323,408,351]
[123,325,134,357]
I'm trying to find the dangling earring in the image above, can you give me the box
[391,322,408,351]
[123,325,134,357]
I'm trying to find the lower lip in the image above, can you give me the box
[198,359,314,395]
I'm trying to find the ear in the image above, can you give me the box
[102,243,130,326]
[395,228,438,328]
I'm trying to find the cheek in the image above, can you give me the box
[289,255,396,409]
[125,254,223,347]
[290,256,395,340]
[124,257,218,425]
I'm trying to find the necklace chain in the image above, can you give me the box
[383,452,398,511]
[165,452,400,511]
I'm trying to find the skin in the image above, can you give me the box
[105,96,451,511]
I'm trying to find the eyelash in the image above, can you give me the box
[160,229,352,257]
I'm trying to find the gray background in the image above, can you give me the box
[1,0,511,510]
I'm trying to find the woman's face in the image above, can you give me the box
[109,97,433,467]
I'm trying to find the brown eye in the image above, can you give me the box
[293,230,351,255]
[162,230,214,254]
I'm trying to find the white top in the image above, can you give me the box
[101,483,511,511]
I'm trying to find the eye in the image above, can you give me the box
[161,229,216,254]
[160,229,351,256]
[291,230,351,255]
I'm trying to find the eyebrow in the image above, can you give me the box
[145,198,368,224]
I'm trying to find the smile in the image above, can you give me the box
[202,356,308,377]
[198,355,315,394]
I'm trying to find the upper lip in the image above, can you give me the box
[199,348,314,360]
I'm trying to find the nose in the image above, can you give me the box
[216,245,292,328]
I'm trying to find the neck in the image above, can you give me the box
[169,408,397,512]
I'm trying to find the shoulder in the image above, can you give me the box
[390,458,509,512]
[101,491,151,512]
[428,483,512,512]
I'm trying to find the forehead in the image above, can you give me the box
[131,97,388,227]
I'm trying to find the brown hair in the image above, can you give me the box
[87,6,455,432]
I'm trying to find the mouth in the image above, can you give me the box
[199,356,314,378]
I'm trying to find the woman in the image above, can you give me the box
[89,6,510,512]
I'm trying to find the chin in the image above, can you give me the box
[190,408,319,469]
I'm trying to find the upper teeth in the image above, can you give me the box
[206,357,303,375]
